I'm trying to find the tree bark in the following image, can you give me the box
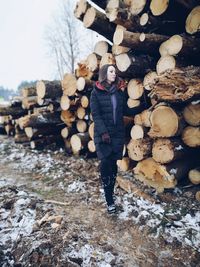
[36,80,62,99]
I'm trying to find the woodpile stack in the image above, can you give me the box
[74,0,200,192]
[0,0,199,192]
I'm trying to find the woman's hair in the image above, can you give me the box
[98,64,119,85]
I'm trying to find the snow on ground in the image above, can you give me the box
[118,193,200,252]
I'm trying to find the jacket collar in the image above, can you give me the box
[95,80,126,91]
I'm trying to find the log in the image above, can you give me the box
[14,132,30,143]
[115,53,155,78]
[61,110,76,127]
[182,126,200,147]
[113,28,168,55]
[159,34,200,58]
[152,138,192,164]
[5,124,15,136]
[150,0,170,16]
[188,167,200,184]
[134,157,177,192]
[75,61,94,79]
[83,7,116,42]
[80,95,89,108]
[0,106,27,117]
[143,71,158,91]
[30,135,63,149]
[195,191,200,201]
[24,124,64,139]
[149,67,200,103]
[91,0,108,10]
[156,55,176,75]
[21,86,36,97]
[74,0,90,20]
[88,122,94,139]
[19,112,62,129]
[130,125,147,140]
[127,99,140,108]
[127,79,144,100]
[77,77,93,92]
[94,40,111,57]
[88,139,96,152]
[112,45,130,56]
[175,0,200,9]
[70,133,90,154]
[77,107,86,120]
[117,157,136,171]
[127,137,152,161]
[99,53,116,68]
[36,80,62,99]
[60,95,71,111]
[22,96,38,109]
[134,109,151,127]
[116,175,155,202]
[76,119,88,133]
[62,73,77,96]
[186,6,200,34]
[148,105,183,138]
[183,102,200,126]
[86,53,99,72]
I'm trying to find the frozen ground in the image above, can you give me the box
[0,135,199,266]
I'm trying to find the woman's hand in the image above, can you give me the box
[101,132,111,144]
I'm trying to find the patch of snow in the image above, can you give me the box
[67,181,86,193]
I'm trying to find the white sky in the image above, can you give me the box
[0,0,62,90]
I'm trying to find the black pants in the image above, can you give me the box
[100,154,118,206]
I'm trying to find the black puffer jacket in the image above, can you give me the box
[90,81,145,160]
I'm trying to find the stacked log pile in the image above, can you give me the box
[73,0,200,192]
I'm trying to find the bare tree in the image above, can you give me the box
[45,0,96,80]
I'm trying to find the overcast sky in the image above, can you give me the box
[0,0,66,90]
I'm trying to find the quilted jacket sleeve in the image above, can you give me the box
[90,89,108,136]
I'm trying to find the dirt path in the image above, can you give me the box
[0,135,199,267]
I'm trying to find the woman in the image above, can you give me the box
[90,64,146,214]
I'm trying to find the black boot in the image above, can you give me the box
[101,176,116,213]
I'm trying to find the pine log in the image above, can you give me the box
[86,53,99,72]
[113,28,168,55]
[74,0,90,20]
[19,112,62,129]
[0,106,27,117]
[88,122,94,140]
[88,139,96,152]
[22,96,38,109]
[134,157,177,192]
[159,34,200,58]
[134,109,151,127]
[80,95,89,108]
[186,6,200,34]
[61,110,76,127]
[129,0,147,15]
[156,55,177,75]
[77,77,93,92]
[62,74,77,96]
[148,105,184,138]
[143,71,158,91]
[91,0,108,9]
[99,53,116,68]
[30,135,63,149]
[21,86,36,97]
[127,99,140,108]
[14,132,30,144]
[127,137,152,161]
[60,95,71,111]
[61,126,77,139]
[130,125,147,140]
[149,67,200,103]
[112,45,130,56]
[189,167,200,184]
[152,138,193,164]
[76,119,88,133]
[36,80,62,99]
[175,0,200,9]
[83,7,116,42]
[117,157,136,171]
[70,133,90,154]
[183,102,200,126]
[24,124,64,139]
[75,62,94,79]
[77,107,86,119]
[5,124,15,136]
[127,79,144,99]
[150,0,169,16]
[94,41,111,57]
[63,139,73,154]
[182,126,200,147]
[115,53,155,78]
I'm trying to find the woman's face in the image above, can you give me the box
[107,66,116,84]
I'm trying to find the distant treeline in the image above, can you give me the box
[0,80,37,101]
